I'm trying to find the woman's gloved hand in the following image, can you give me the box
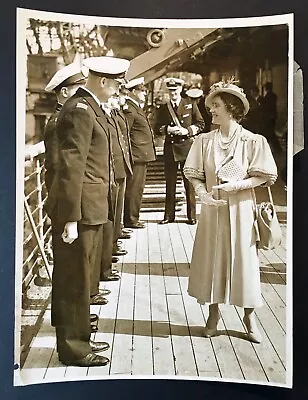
[212,176,268,194]
[195,183,227,206]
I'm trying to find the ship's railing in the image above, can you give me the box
[21,150,53,366]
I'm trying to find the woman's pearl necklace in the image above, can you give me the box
[217,128,238,151]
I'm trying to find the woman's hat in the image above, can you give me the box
[205,79,250,115]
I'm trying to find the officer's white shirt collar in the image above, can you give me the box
[171,98,181,108]
[127,95,141,108]
[82,87,112,117]
[82,87,101,107]
[101,102,112,117]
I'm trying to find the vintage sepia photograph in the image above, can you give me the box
[15,8,293,387]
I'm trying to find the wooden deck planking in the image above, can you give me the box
[254,301,286,368]
[260,249,287,283]
[131,219,154,376]
[20,334,55,384]
[159,223,181,295]
[218,304,267,382]
[202,315,245,380]
[259,263,286,304]
[178,270,221,377]
[148,215,175,376]
[260,280,286,331]
[168,221,221,377]
[20,200,288,385]
[166,294,198,376]
[109,228,137,375]
[233,307,286,384]
[20,308,56,384]
[87,262,123,377]
[44,347,67,382]
[159,218,198,376]
[273,244,287,265]
[131,268,153,375]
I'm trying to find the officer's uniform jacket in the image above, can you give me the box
[155,97,205,162]
[110,109,133,180]
[46,87,113,225]
[44,102,62,194]
[123,98,156,164]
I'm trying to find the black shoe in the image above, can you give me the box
[99,288,111,296]
[125,222,145,229]
[90,294,108,305]
[119,232,131,239]
[89,340,110,352]
[113,248,128,256]
[122,228,133,234]
[60,352,109,367]
[90,314,99,323]
[101,273,121,282]
[112,256,119,263]
[187,218,197,225]
[159,218,174,225]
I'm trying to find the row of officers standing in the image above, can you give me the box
[35,55,205,367]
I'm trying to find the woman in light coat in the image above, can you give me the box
[183,80,277,343]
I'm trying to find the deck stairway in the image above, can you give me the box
[141,154,186,213]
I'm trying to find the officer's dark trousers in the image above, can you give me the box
[51,222,102,362]
[163,156,196,221]
[91,178,126,294]
[113,177,126,242]
[90,219,114,296]
[124,162,147,226]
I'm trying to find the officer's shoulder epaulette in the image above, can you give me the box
[76,102,88,110]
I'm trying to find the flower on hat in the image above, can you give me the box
[209,76,242,93]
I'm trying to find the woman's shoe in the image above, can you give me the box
[204,326,218,338]
[243,315,262,344]
[204,315,220,338]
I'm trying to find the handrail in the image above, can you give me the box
[23,151,52,289]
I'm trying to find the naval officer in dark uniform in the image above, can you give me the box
[108,93,134,247]
[123,77,156,229]
[45,56,130,367]
[43,63,88,193]
[27,65,106,332]
[155,77,205,225]
[91,94,133,291]
[24,64,87,176]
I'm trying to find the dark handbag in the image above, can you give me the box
[253,186,282,250]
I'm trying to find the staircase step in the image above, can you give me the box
[143,190,184,195]
[142,195,184,200]
[140,205,183,212]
